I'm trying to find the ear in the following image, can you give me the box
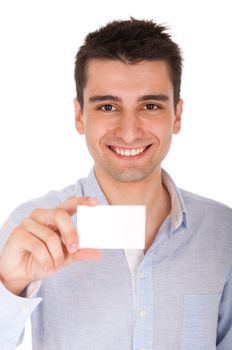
[74,98,85,135]
[173,98,183,135]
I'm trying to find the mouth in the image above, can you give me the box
[107,144,152,159]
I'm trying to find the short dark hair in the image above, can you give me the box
[74,18,183,110]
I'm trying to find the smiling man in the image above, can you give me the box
[0,18,232,350]
[74,58,182,253]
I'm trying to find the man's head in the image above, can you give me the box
[74,18,183,111]
[74,18,183,184]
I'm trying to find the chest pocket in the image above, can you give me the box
[181,293,221,350]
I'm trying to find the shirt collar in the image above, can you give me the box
[79,168,108,205]
[161,168,187,233]
[80,167,187,234]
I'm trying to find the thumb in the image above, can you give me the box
[58,196,98,216]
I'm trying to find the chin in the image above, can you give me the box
[108,168,155,183]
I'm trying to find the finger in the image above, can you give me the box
[15,227,55,273]
[62,248,102,265]
[31,207,78,254]
[58,196,98,215]
[73,248,102,261]
[21,218,65,269]
[58,197,98,252]
[30,197,98,254]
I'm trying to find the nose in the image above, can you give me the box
[114,111,144,144]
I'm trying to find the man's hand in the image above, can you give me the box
[0,197,101,295]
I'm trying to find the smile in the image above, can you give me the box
[108,145,152,158]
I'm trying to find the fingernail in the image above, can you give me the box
[68,243,79,253]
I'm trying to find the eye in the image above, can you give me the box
[98,104,116,111]
[143,103,159,111]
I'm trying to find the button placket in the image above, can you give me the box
[139,310,146,317]
[133,256,153,350]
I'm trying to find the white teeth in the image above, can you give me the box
[130,149,137,156]
[112,146,147,156]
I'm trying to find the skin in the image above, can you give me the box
[75,59,183,251]
[0,58,183,295]
[0,197,101,295]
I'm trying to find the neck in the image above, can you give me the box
[95,165,162,205]
[94,166,171,252]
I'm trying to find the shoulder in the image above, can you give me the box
[180,188,231,211]
[0,178,87,251]
[8,180,85,225]
[180,188,232,230]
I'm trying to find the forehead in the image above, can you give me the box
[84,59,173,97]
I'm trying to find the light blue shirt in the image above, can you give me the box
[0,168,232,350]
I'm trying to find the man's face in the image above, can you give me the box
[75,59,183,183]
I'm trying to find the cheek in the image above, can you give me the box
[155,121,174,157]
[84,120,104,149]
[85,117,114,141]
[152,119,173,141]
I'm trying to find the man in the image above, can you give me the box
[0,18,231,350]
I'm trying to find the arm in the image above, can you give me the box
[0,217,42,349]
[0,196,101,349]
[0,281,42,350]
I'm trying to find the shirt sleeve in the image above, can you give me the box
[216,266,232,349]
[0,215,43,349]
[0,281,42,350]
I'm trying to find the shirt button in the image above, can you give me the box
[139,272,145,280]
[139,310,146,317]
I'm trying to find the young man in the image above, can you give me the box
[0,18,231,350]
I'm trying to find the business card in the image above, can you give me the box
[77,205,146,249]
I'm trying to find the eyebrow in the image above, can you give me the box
[89,94,169,103]
[89,95,121,103]
[138,94,169,102]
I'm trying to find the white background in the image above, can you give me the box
[0,0,231,349]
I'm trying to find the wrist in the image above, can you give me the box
[0,275,30,296]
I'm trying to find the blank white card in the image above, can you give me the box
[77,205,146,249]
